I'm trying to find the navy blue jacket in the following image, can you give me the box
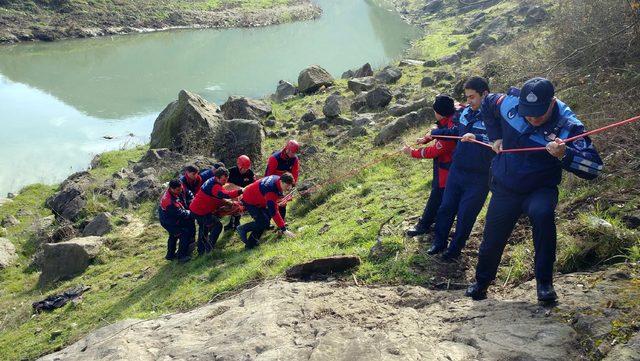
[159,190,192,227]
[482,88,603,193]
[431,106,494,175]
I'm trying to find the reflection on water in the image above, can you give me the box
[0,0,420,194]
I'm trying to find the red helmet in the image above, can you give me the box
[285,139,300,154]
[237,155,251,169]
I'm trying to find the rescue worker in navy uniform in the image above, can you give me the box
[179,164,202,206]
[465,77,603,302]
[404,94,457,238]
[425,77,495,260]
[265,140,300,222]
[225,155,256,231]
[159,179,195,262]
[237,173,296,249]
[200,162,226,183]
[189,167,243,255]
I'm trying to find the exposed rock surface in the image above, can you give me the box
[45,171,94,221]
[274,80,298,102]
[0,237,17,269]
[38,236,103,287]
[82,212,113,237]
[374,110,429,146]
[41,268,640,361]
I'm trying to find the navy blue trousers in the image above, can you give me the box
[416,184,444,231]
[194,214,223,254]
[433,167,490,253]
[475,182,558,285]
[242,204,272,245]
[161,221,195,258]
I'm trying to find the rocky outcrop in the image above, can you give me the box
[149,90,223,155]
[0,238,17,269]
[298,65,334,94]
[41,274,595,361]
[38,237,103,287]
[149,91,263,164]
[221,96,272,120]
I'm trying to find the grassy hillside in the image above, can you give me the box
[1,0,639,359]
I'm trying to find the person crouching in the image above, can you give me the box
[237,173,296,249]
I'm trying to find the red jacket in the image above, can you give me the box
[412,115,456,188]
[242,175,286,228]
[265,149,300,183]
[189,178,241,216]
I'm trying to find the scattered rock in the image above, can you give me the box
[421,76,435,87]
[423,0,444,13]
[399,59,424,67]
[375,66,402,84]
[48,224,77,244]
[1,215,20,227]
[298,65,334,94]
[264,118,276,127]
[353,115,373,127]
[424,60,438,67]
[365,86,393,109]
[301,110,317,123]
[274,80,298,102]
[82,213,113,237]
[351,92,369,112]
[221,96,272,120]
[388,98,429,117]
[347,77,376,94]
[468,34,496,52]
[347,126,367,138]
[324,128,341,138]
[285,255,361,279]
[46,172,93,221]
[353,63,374,78]
[0,238,17,269]
[7,192,16,199]
[622,213,640,229]
[524,6,549,25]
[322,93,344,118]
[374,110,429,146]
[586,216,613,231]
[440,53,460,64]
[38,237,103,287]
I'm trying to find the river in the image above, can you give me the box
[0,0,419,195]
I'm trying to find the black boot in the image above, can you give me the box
[427,243,446,255]
[465,282,488,301]
[441,248,461,262]
[536,281,558,303]
[406,225,428,237]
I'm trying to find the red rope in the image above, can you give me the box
[433,114,640,154]
[281,114,640,203]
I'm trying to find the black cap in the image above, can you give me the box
[432,94,455,117]
[519,77,555,117]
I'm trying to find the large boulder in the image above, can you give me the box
[347,77,375,94]
[365,86,393,109]
[374,110,429,146]
[341,63,373,79]
[46,171,93,221]
[82,212,112,237]
[375,66,402,84]
[149,91,263,162]
[274,80,297,102]
[0,238,17,269]
[149,90,224,155]
[298,65,334,94]
[212,119,263,167]
[221,96,272,121]
[38,236,103,287]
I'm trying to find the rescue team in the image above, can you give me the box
[160,76,603,303]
